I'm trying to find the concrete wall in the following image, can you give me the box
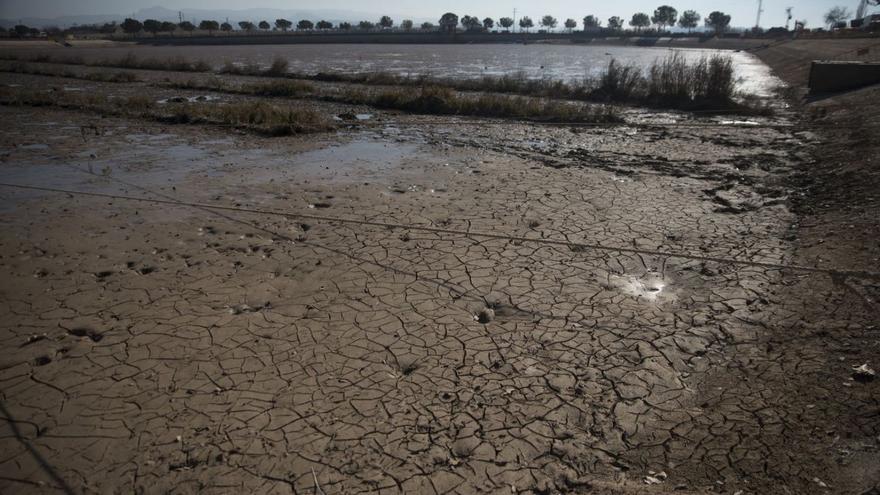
[809,61,880,93]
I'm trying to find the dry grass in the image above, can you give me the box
[163,78,314,98]
[331,85,621,122]
[0,62,141,83]
[240,79,314,97]
[220,56,289,77]
[161,101,330,136]
[0,87,333,136]
[0,52,211,72]
[308,55,754,112]
[94,53,212,72]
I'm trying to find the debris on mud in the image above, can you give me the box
[476,308,495,324]
[643,471,668,485]
[20,333,47,347]
[852,363,876,383]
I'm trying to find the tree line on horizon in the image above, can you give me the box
[116,7,737,36]
[5,4,869,39]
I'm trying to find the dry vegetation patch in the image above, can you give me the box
[0,86,333,136]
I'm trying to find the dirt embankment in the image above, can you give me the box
[747,37,880,494]
[752,38,879,268]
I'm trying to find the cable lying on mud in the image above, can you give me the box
[1,181,877,280]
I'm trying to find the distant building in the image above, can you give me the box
[851,14,880,30]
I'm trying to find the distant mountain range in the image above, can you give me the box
[0,6,434,28]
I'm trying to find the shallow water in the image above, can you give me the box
[6,43,781,97]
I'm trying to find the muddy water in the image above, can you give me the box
[3,43,781,96]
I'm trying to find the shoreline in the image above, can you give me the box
[0,35,831,51]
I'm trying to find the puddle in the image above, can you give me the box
[0,143,216,211]
[284,139,418,179]
[18,144,50,151]
[125,133,176,142]
[0,136,423,211]
[719,120,760,126]
[157,95,220,104]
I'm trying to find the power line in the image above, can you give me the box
[1,181,877,280]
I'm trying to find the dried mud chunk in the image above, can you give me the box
[32,355,52,366]
[476,308,495,324]
[852,363,876,383]
[68,327,104,342]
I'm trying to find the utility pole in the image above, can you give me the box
[755,0,764,29]
[178,11,183,23]
[857,0,868,20]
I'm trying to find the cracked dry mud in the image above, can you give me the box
[1,80,879,494]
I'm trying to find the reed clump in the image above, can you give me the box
[334,85,622,122]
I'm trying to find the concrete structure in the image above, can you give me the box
[808,60,880,93]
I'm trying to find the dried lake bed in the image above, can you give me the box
[0,43,877,494]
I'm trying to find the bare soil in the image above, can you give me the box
[0,41,878,494]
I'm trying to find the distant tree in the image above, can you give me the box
[121,18,143,35]
[678,10,700,32]
[160,21,177,33]
[297,20,314,30]
[439,13,459,33]
[519,16,534,32]
[100,22,119,34]
[483,17,495,30]
[199,20,220,34]
[179,21,195,34]
[608,16,623,31]
[239,21,255,31]
[461,15,481,31]
[421,22,435,30]
[220,22,233,32]
[652,5,678,31]
[258,20,270,30]
[13,25,30,37]
[564,18,577,32]
[630,13,651,31]
[499,17,514,31]
[677,10,700,32]
[824,6,851,29]
[143,19,161,35]
[379,16,394,28]
[358,20,375,30]
[583,15,601,29]
[401,19,414,30]
[275,19,292,31]
[339,22,352,30]
[541,15,558,30]
[316,20,333,30]
[705,11,731,34]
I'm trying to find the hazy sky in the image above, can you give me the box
[0,0,871,28]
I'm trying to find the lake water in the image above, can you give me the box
[7,43,782,96]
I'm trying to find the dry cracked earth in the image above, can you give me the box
[0,68,879,495]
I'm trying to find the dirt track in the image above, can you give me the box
[0,42,879,494]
